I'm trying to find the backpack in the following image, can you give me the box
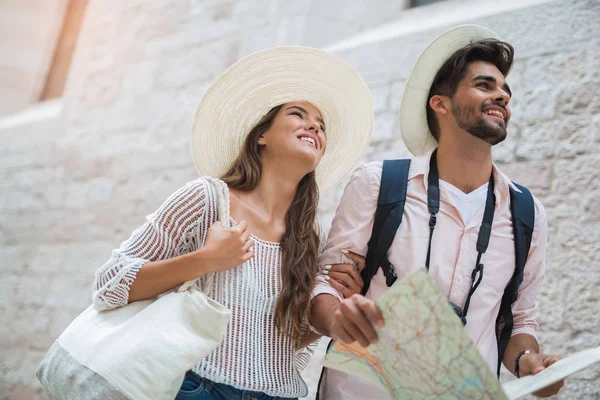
[361,159,535,376]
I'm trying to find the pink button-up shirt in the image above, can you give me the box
[314,150,547,400]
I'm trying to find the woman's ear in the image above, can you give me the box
[429,95,449,116]
[257,133,267,146]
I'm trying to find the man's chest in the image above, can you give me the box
[383,193,517,300]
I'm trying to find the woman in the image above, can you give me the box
[92,47,373,399]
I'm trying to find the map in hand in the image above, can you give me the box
[323,269,508,399]
[323,269,600,399]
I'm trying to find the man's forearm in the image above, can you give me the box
[310,294,341,337]
[503,333,540,375]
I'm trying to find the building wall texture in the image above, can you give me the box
[0,0,598,399]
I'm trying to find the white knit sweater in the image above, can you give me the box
[92,178,313,398]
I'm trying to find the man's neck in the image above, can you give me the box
[436,137,493,194]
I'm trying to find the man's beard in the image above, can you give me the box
[451,100,507,145]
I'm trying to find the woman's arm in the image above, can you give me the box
[92,180,210,310]
[92,180,253,310]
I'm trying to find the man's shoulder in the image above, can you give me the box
[358,160,384,174]
[494,165,544,205]
[351,161,384,185]
[495,168,547,227]
[350,158,419,190]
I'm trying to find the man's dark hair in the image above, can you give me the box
[426,39,515,140]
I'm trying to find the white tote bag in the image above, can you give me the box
[37,178,232,400]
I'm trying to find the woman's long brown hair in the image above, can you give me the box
[220,105,320,348]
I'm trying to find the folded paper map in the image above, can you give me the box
[323,269,600,399]
[502,347,600,399]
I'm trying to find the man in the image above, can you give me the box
[310,25,565,399]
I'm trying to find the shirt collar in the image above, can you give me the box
[409,147,520,204]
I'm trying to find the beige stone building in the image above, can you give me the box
[0,0,598,399]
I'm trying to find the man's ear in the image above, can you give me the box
[429,95,449,116]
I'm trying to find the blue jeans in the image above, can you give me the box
[175,371,297,400]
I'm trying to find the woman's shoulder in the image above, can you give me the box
[153,177,226,230]
[158,177,219,213]
[177,177,220,199]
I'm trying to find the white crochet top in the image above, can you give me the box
[92,178,312,398]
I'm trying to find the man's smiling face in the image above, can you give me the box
[448,61,512,146]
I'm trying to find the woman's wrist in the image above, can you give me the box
[185,247,216,277]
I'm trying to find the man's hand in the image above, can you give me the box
[328,294,385,348]
[519,353,564,397]
[321,250,366,298]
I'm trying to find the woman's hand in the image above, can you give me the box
[321,250,366,298]
[199,220,254,273]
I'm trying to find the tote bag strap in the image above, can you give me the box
[177,177,231,294]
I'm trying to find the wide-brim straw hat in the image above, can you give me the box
[399,25,501,156]
[191,46,373,192]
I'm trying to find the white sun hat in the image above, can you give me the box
[399,25,501,156]
[190,46,373,192]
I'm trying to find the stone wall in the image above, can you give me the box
[0,0,598,399]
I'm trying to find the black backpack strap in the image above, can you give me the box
[361,159,411,295]
[496,183,535,375]
[316,159,411,399]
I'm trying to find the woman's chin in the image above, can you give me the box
[292,148,321,167]
[303,155,322,172]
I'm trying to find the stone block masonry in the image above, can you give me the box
[0,0,598,399]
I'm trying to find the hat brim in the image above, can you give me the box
[191,46,373,192]
[399,25,501,156]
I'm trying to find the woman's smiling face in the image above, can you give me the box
[258,101,327,172]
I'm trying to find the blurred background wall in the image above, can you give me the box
[0,0,598,399]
